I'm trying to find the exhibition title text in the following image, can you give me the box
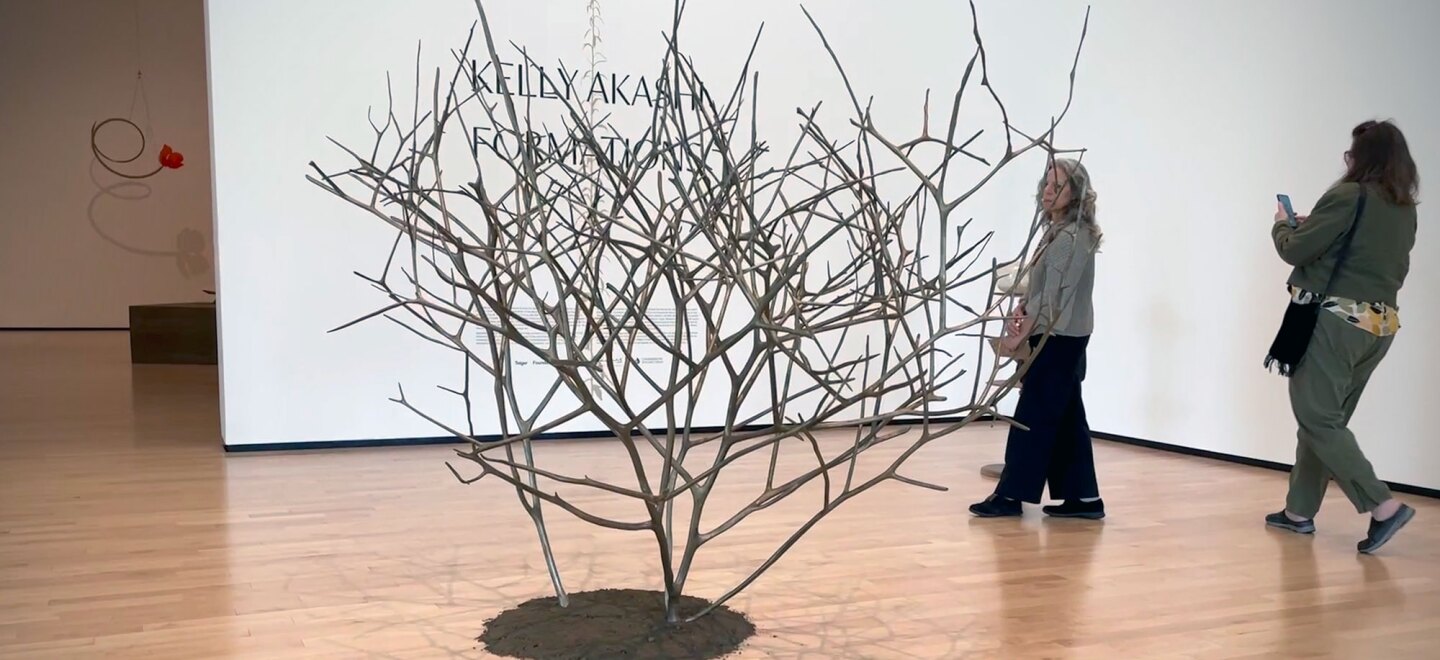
[471,58,719,168]
[473,60,711,109]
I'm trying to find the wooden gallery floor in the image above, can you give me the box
[1,332,1437,659]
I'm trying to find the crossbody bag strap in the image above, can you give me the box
[1320,187,1368,298]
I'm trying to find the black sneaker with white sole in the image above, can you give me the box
[1265,510,1316,534]
[1358,504,1415,554]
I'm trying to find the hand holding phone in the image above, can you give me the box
[1276,194,1298,228]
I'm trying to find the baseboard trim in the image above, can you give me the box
[0,327,128,331]
[224,422,1439,498]
[1094,431,1440,500]
[222,415,989,454]
[224,435,460,452]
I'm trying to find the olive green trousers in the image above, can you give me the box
[1285,312,1394,518]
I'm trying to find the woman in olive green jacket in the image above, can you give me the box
[1266,120,1419,554]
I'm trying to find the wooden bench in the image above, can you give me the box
[128,302,217,365]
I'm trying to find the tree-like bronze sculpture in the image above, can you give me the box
[309,0,1087,654]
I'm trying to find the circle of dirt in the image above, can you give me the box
[478,588,755,659]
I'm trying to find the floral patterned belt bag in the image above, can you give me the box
[1264,189,1367,377]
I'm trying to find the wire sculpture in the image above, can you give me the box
[309,0,1089,628]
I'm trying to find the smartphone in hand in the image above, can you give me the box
[1277,194,1298,228]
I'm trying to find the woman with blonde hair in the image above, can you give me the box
[970,157,1104,519]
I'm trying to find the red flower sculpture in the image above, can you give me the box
[92,119,186,179]
[159,145,185,169]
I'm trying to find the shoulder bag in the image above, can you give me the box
[1263,188,1368,377]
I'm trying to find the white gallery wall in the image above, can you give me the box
[207,0,1056,448]
[0,0,215,328]
[207,0,1439,491]
[1054,1,1440,492]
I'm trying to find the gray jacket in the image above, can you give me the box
[1026,222,1097,337]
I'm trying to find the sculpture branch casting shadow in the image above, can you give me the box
[309,0,1089,627]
